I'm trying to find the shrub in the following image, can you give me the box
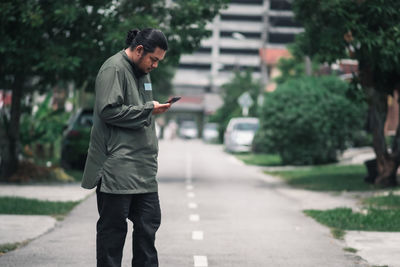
[258,76,366,165]
[252,127,276,153]
[7,161,74,183]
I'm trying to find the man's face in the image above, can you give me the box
[137,47,166,74]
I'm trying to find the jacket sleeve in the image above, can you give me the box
[95,66,154,129]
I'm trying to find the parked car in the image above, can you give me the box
[61,108,93,169]
[179,121,198,139]
[224,117,259,153]
[202,122,219,143]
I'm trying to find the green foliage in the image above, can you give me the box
[0,0,228,96]
[265,164,378,192]
[304,207,400,232]
[0,196,79,216]
[331,228,346,240]
[91,0,229,100]
[19,92,68,146]
[274,56,305,85]
[351,130,373,148]
[236,153,282,166]
[0,0,228,178]
[0,242,21,255]
[210,70,262,140]
[343,247,358,253]
[252,128,277,154]
[273,44,320,85]
[66,127,92,156]
[293,0,400,93]
[258,76,367,165]
[363,192,400,209]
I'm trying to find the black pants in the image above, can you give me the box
[96,187,161,267]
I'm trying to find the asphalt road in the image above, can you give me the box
[0,139,368,266]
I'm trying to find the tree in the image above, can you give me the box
[292,0,400,186]
[0,0,228,180]
[273,44,320,85]
[98,0,229,100]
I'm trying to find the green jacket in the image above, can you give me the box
[81,50,158,194]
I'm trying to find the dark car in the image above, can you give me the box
[61,108,93,170]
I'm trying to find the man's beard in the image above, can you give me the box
[137,55,151,74]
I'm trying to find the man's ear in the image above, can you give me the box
[135,45,144,57]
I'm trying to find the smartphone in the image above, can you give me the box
[167,96,181,104]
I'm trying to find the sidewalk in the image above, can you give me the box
[0,183,94,249]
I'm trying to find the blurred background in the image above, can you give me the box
[3,0,397,181]
[1,1,400,265]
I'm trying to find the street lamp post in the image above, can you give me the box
[260,0,270,96]
[210,15,221,93]
[232,32,246,71]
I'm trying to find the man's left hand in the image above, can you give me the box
[152,101,171,114]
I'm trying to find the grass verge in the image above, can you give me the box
[236,153,282,166]
[0,196,80,218]
[265,164,384,191]
[362,192,400,209]
[343,247,358,253]
[304,193,400,232]
[0,242,21,255]
[331,228,346,240]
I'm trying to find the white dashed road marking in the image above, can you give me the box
[189,214,200,222]
[194,255,208,267]
[186,152,207,265]
[192,231,204,240]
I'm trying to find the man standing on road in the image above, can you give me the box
[81,28,170,267]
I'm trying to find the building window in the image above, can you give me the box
[269,16,301,28]
[268,33,295,44]
[270,0,292,11]
[220,48,259,55]
[195,47,212,53]
[229,0,263,5]
[220,14,262,22]
[179,63,211,70]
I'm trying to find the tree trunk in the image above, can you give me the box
[0,77,23,180]
[363,75,398,186]
[388,88,400,185]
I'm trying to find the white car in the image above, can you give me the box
[202,123,219,143]
[179,121,198,139]
[224,117,259,153]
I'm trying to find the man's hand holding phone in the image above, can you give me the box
[152,101,170,114]
[152,96,181,115]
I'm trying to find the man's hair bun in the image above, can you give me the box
[126,29,140,47]
[125,28,168,52]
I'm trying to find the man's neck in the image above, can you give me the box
[124,48,145,78]
[124,48,135,62]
